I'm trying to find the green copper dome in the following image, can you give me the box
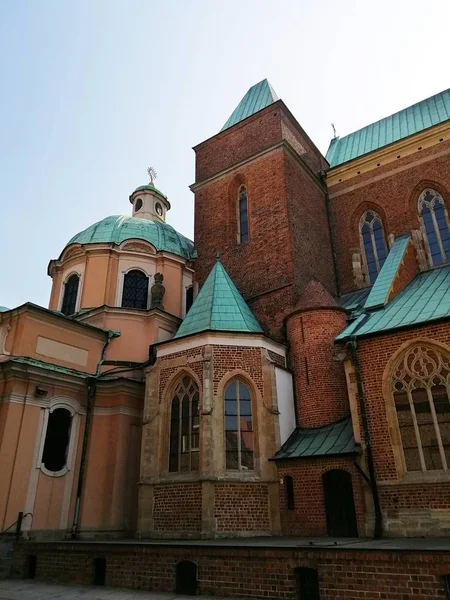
[65,215,195,260]
[132,183,167,199]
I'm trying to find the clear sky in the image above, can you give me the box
[1,0,449,308]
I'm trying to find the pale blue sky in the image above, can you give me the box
[1,0,449,308]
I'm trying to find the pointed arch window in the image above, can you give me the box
[169,376,199,472]
[418,189,450,266]
[360,211,388,284]
[237,186,249,243]
[393,344,450,472]
[224,380,254,470]
[61,274,79,315]
[121,270,149,309]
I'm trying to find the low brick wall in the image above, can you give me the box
[11,541,450,599]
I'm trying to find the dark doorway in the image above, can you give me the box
[322,469,358,537]
[26,554,37,579]
[175,560,197,595]
[93,557,106,586]
[294,567,320,600]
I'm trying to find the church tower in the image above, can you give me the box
[192,79,337,336]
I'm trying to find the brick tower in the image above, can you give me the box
[191,80,337,336]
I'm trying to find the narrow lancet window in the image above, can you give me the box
[224,380,254,470]
[418,189,450,266]
[360,211,388,284]
[169,376,199,472]
[238,186,249,243]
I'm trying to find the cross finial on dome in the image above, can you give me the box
[147,166,157,185]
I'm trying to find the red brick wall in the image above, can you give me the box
[328,141,450,293]
[287,308,349,427]
[277,457,365,536]
[212,346,264,394]
[214,483,270,533]
[13,541,450,599]
[152,483,202,532]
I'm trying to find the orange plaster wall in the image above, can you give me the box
[81,254,110,309]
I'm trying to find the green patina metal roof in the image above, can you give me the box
[364,235,410,310]
[326,88,450,168]
[221,79,279,132]
[130,183,168,201]
[336,265,450,340]
[65,215,195,260]
[175,259,263,339]
[339,287,371,313]
[0,306,9,312]
[272,416,358,460]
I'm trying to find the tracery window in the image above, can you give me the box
[224,380,254,470]
[42,408,72,472]
[169,376,199,472]
[393,344,450,472]
[61,274,79,315]
[418,189,450,267]
[360,211,388,284]
[121,270,149,309]
[238,185,249,243]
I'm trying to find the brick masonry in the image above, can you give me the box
[12,541,450,599]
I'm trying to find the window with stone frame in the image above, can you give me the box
[42,408,72,472]
[169,376,199,473]
[121,269,149,309]
[393,344,450,473]
[61,274,80,315]
[237,185,249,243]
[418,189,450,267]
[224,379,254,471]
[359,210,388,285]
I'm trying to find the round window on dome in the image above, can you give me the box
[135,198,143,212]
[155,202,163,216]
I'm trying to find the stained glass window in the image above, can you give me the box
[61,274,79,315]
[224,380,254,470]
[169,376,199,473]
[418,189,450,266]
[360,211,388,284]
[238,186,249,243]
[121,270,149,309]
[393,345,450,472]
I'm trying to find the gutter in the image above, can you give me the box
[71,330,120,539]
[346,336,382,538]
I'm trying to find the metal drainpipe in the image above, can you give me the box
[347,336,382,538]
[71,330,119,539]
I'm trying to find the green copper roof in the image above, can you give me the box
[0,306,9,312]
[336,265,450,340]
[272,416,358,460]
[221,79,279,132]
[131,183,168,200]
[326,88,450,168]
[339,288,371,313]
[364,235,410,310]
[175,259,263,338]
[65,215,195,260]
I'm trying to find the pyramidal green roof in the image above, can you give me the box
[175,259,263,339]
[221,79,279,132]
[326,87,450,168]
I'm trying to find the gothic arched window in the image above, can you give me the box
[418,189,450,267]
[224,379,254,470]
[61,274,79,315]
[121,270,149,309]
[360,211,388,285]
[42,408,72,472]
[238,185,249,243]
[393,344,450,472]
[169,376,199,472]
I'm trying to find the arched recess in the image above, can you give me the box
[383,339,450,475]
[417,188,450,267]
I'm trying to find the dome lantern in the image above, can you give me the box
[129,167,171,223]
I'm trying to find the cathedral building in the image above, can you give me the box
[3,79,450,597]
